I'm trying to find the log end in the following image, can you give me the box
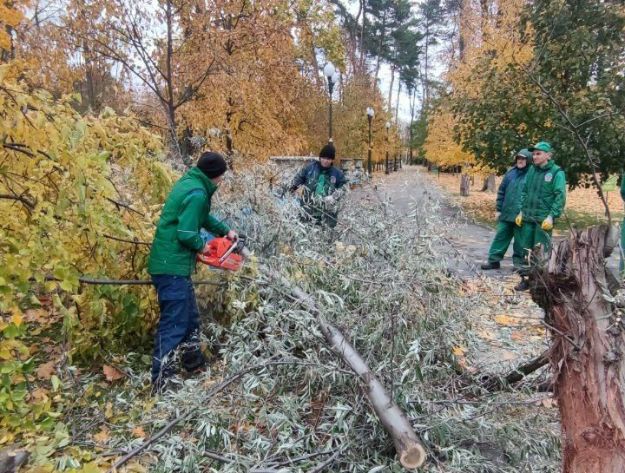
[399,443,427,470]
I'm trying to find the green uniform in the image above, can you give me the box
[518,160,566,269]
[148,167,230,276]
[487,165,529,266]
[620,173,625,272]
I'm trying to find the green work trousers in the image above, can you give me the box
[487,221,524,267]
[518,222,552,274]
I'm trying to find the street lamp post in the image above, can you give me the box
[323,63,340,143]
[366,107,374,176]
[385,121,391,174]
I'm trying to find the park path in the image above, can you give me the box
[349,166,548,375]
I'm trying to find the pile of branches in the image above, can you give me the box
[102,167,560,472]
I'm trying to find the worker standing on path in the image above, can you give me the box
[481,149,533,271]
[290,143,347,228]
[147,151,238,392]
[514,141,566,291]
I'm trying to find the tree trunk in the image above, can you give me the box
[243,248,427,470]
[530,226,625,473]
[286,281,426,470]
[460,174,470,196]
[395,80,402,124]
[423,22,429,111]
[359,0,367,73]
[387,66,395,110]
[164,0,186,167]
[481,174,496,192]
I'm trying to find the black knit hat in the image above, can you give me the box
[319,143,336,160]
[197,152,227,178]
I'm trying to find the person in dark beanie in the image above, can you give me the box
[147,151,237,392]
[290,143,347,227]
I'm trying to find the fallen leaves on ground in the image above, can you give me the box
[103,364,125,382]
[92,427,110,445]
[36,361,56,380]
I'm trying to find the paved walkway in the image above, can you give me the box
[350,166,547,373]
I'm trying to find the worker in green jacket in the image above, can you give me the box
[619,172,625,279]
[147,152,237,392]
[481,149,533,271]
[514,141,566,291]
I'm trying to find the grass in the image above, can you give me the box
[427,169,624,235]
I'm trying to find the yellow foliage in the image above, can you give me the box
[424,107,475,168]
[428,0,534,169]
[0,1,25,51]
[0,75,173,357]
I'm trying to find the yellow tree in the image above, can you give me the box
[424,105,474,169]
[426,0,533,177]
[0,0,24,62]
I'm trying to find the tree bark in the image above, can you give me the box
[287,282,427,470]
[460,174,470,196]
[387,65,395,110]
[481,174,496,193]
[244,249,427,469]
[530,225,625,473]
[395,80,402,124]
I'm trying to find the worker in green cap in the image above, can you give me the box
[481,149,533,271]
[514,141,567,291]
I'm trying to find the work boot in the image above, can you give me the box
[480,261,500,270]
[514,277,530,292]
[181,348,208,373]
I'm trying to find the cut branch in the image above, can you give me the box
[481,351,549,391]
[246,248,426,469]
[107,360,318,472]
[0,193,35,210]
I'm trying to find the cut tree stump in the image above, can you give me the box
[460,174,470,196]
[530,225,625,473]
[481,174,496,193]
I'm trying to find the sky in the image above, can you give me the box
[339,0,447,126]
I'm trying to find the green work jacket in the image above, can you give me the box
[520,160,566,223]
[496,166,529,222]
[148,167,230,276]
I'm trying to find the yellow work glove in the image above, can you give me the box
[541,215,554,231]
[515,213,523,227]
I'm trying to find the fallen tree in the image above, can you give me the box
[243,247,427,470]
[283,275,427,469]
[530,225,625,472]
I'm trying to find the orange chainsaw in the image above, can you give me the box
[197,235,246,271]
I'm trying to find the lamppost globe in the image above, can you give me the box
[323,62,338,143]
[386,121,391,129]
[323,62,336,80]
[366,107,374,118]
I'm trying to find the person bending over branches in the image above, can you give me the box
[290,143,347,228]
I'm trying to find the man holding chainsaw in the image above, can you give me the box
[289,143,347,227]
[147,151,237,392]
